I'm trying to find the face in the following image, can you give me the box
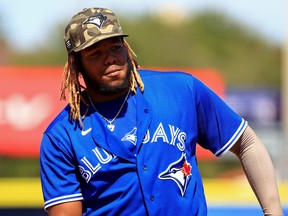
[79,37,131,97]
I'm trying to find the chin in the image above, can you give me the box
[100,78,130,95]
[95,68,131,94]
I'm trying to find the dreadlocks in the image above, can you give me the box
[60,38,144,127]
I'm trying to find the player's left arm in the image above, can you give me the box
[229,125,284,216]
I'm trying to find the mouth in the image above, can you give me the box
[104,67,122,77]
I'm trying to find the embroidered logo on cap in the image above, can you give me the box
[83,12,107,29]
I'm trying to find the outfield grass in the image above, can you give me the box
[0,156,240,178]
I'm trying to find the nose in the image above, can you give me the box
[104,51,117,65]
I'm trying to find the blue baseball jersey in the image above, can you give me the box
[40,70,247,215]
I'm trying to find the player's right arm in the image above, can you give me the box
[40,132,84,214]
[48,201,82,216]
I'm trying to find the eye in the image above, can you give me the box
[111,45,122,51]
[85,50,101,60]
[90,50,100,56]
[171,168,178,174]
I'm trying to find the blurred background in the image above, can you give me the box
[0,0,287,215]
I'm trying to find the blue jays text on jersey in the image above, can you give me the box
[40,70,247,216]
[79,122,187,184]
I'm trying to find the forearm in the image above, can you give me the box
[230,126,283,215]
[48,201,82,216]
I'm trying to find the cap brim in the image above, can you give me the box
[74,33,129,52]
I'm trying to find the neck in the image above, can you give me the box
[87,88,130,103]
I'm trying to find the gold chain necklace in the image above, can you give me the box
[88,90,130,132]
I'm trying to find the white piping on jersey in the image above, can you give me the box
[215,119,247,157]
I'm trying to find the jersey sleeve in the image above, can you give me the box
[40,132,83,210]
[193,77,247,157]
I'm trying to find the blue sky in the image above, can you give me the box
[0,0,286,51]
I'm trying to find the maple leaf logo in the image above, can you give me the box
[182,161,192,177]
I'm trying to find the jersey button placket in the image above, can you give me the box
[141,166,155,202]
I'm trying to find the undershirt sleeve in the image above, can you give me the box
[230,126,283,215]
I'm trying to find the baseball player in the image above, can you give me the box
[40,7,284,216]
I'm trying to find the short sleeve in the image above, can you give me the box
[194,77,247,157]
[40,133,83,210]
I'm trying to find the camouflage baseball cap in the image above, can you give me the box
[64,7,128,53]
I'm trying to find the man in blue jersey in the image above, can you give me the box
[40,7,284,216]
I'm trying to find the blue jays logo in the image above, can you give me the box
[121,127,137,146]
[158,153,192,196]
[83,12,107,29]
